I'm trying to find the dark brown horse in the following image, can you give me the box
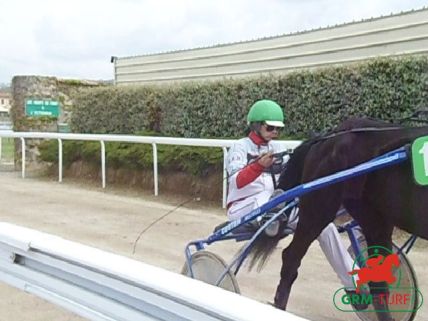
[248,117,428,320]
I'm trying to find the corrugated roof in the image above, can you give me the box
[116,6,428,60]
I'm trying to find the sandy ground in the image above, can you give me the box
[0,171,426,321]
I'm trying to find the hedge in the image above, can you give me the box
[70,56,428,138]
[39,56,427,177]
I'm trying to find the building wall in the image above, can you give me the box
[8,76,104,170]
[114,8,428,85]
[0,92,11,113]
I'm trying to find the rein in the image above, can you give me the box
[301,122,428,153]
[316,126,404,142]
[310,109,428,143]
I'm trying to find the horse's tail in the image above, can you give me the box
[246,226,285,272]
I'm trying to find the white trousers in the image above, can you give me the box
[227,191,356,289]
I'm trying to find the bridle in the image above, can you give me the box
[309,109,428,143]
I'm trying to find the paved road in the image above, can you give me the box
[0,172,426,321]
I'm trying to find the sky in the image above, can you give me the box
[1,0,427,85]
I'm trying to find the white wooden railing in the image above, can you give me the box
[0,222,310,321]
[0,132,301,208]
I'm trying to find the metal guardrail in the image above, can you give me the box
[0,131,301,208]
[0,222,310,321]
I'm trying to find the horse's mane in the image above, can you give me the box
[277,138,317,191]
[279,117,402,187]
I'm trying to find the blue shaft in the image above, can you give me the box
[207,147,408,243]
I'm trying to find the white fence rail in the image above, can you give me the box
[0,222,310,321]
[0,131,301,207]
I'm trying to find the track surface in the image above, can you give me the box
[0,172,426,321]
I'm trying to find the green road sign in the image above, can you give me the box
[25,99,60,117]
[411,136,428,185]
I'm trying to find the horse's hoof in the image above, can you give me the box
[266,301,285,309]
[274,289,289,310]
[273,298,287,310]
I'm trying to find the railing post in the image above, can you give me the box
[152,143,158,196]
[20,137,26,178]
[0,137,2,161]
[100,140,106,188]
[222,147,228,209]
[58,138,63,183]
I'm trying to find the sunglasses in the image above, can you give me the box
[264,124,282,132]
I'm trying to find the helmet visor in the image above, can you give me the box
[265,120,285,127]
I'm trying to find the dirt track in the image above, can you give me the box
[0,172,426,321]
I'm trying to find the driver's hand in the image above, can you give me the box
[258,152,275,168]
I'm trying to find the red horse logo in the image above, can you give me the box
[348,253,400,293]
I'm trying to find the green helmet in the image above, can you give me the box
[247,99,285,127]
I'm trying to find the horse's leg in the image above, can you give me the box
[274,190,341,310]
[345,199,395,321]
[367,239,394,321]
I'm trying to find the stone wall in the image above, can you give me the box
[11,76,104,171]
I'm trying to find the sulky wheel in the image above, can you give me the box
[181,250,240,294]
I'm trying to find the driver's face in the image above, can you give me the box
[259,123,280,141]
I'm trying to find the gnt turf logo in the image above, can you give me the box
[333,245,423,316]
